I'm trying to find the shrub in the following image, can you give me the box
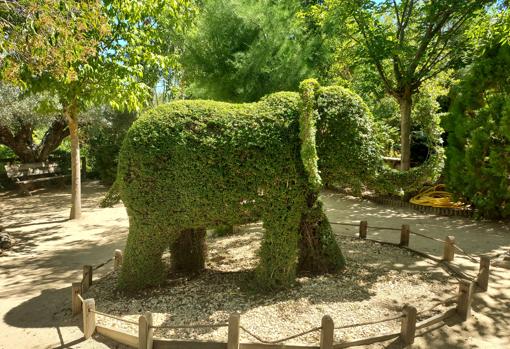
[315,86,381,192]
[117,81,379,291]
[86,108,136,185]
[445,43,510,219]
[373,150,444,196]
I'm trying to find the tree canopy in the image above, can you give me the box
[321,0,493,170]
[0,83,68,162]
[180,0,319,102]
[0,0,197,218]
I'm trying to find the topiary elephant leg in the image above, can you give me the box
[118,218,168,291]
[170,228,207,274]
[298,194,345,274]
[255,198,302,290]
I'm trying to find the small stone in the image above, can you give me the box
[0,232,13,250]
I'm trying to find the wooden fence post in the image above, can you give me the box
[139,312,153,349]
[146,312,154,349]
[82,265,93,292]
[442,236,455,262]
[400,225,410,247]
[320,315,334,349]
[82,298,96,339]
[71,282,82,315]
[456,280,474,321]
[359,221,367,240]
[476,256,490,292]
[114,249,123,271]
[227,313,240,349]
[400,305,417,346]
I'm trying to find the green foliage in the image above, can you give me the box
[315,86,381,193]
[1,0,197,218]
[0,84,60,131]
[445,42,510,219]
[85,108,137,184]
[0,0,109,86]
[212,225,236,237]
[374,150,444,196]
[299,79,322,191]
[1,0,196,110]
[181,0,318,102]
[99,181,122,208]
[117,84,377,291]
[323,0,489,89]
[466,5,510,53]
[0,83,70,163]
[319,0,491,169]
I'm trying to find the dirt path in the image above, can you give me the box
[0,182,128,349]
[0,182,508,348]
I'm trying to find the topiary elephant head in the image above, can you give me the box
[117,79,380,291]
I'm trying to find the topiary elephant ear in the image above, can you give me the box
[315,85,382,192]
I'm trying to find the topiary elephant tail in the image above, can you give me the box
[99,180,121,208]
[299,78,322,192]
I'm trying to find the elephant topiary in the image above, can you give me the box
[117,80,380,291]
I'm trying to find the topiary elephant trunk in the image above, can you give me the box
[117,79,380,291]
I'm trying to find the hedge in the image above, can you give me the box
[117,80,379,291]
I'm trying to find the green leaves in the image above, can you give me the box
[180,0,318,102]
[299,79,322,191]
[1,0,196,111]
[116,85,381,290]
[446,42,510,218]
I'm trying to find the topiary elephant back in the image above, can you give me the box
[117,80,380,291]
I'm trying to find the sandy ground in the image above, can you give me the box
[85,232,456,346]
[0,181,509,349]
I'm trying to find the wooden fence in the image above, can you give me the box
[71,223,491,349]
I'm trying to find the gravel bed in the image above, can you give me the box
[85,223,456,346]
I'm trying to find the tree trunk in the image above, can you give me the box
[65,102,81,220]
[399,92,413,171]
[37,118,69,160]
[0,118,69,162]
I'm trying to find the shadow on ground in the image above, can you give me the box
[1,185,509,349]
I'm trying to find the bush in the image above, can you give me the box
[85,108,137,185]
[315,86,381,192]
[445,43,510,219]
[373,150,444,197]
[117,81,379,291]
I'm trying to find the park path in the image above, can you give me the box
[0,182,128,349]
[0,182,508,348]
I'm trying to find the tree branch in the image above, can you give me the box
[413,6,475,84]
[36,117,69,161]
[352,13,395,94]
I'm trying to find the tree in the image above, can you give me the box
[1,0,195,219]
[324,0,492,170]
[84,107,137,185]
[446,42,510,218]
[181,0,318,102]
[0,84,68,162]
[445,8,510,218]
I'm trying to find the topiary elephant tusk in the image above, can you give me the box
[117,79,380,291]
